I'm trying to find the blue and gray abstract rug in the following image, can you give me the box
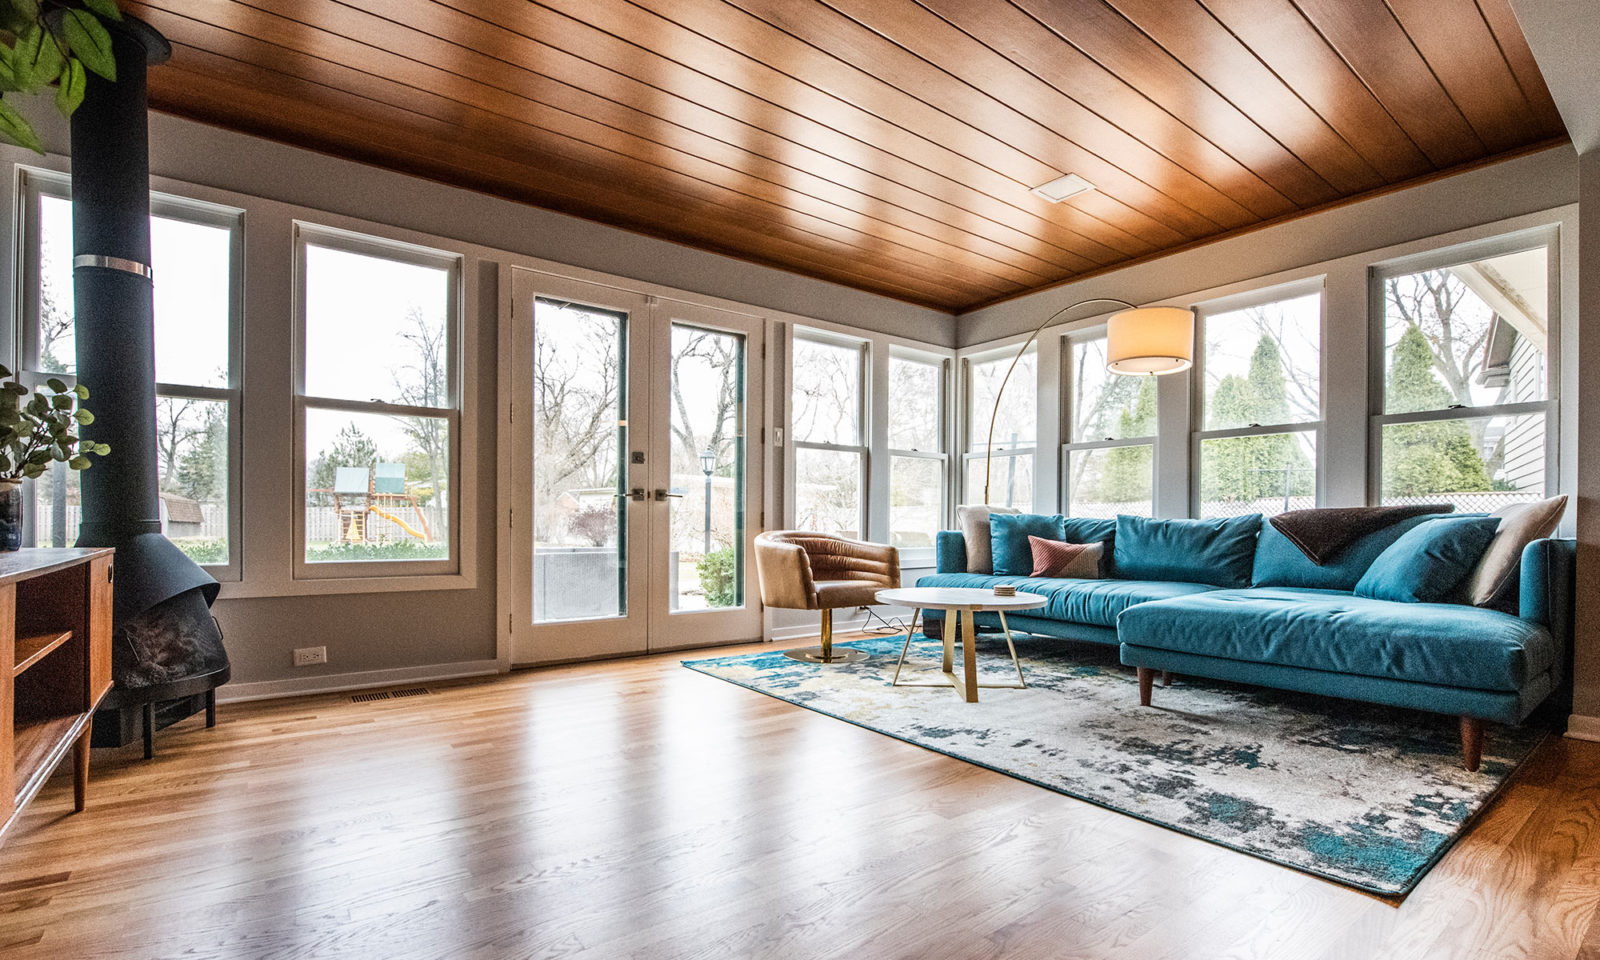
[683,633,1544,896]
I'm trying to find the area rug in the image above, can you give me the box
[682,634,1545,896]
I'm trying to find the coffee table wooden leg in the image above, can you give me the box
[961,610,979,702]
[891,609,921,686]
[941,610,955,674]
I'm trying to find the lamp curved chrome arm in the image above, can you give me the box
[981,298,1194,505]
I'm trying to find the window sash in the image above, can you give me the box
[791,332,868,448]
[15,169,244,578]
[793,442,867,538]
[1368,231,1559,508]
[965,349,1037,454]
[1060,439,1156,519]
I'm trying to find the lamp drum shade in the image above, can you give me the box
[1106,306,1195,375]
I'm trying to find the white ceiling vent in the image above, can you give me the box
[1030,173,1096,203]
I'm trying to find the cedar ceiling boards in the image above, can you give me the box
[126,0,1568,313]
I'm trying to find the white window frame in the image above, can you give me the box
[14,167,244,580]
[291,221,464,581]
[789,328,869,537]
[1367,227,1560,507]
[886,345,948,564]
[961,345,1037,511]
[1189,279,1326,518]
[1060,329,1157,518]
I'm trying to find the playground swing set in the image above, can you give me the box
[320,463,434,544]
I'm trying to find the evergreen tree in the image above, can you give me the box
[309,425,379,505]
[1247,335,1291,424]
[1200,335,1314,508]
[1382,323,1492,497]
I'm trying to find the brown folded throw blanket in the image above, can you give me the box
[1269,504,1455,565]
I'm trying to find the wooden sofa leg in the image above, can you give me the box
[1138,667,1154,707]
[924,616,943,642]
[1161,670,1172,688]
[1460,716,1484,772]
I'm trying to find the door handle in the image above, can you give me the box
[615,488,646,502]
[654,489,683,501]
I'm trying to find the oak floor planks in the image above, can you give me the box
[0,639,1596,959]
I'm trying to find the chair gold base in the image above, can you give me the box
[781,608,868,664]
[782,646,870,664]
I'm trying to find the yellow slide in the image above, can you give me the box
[368,507,429,541]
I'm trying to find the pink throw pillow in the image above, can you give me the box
[1029,536,1104,579]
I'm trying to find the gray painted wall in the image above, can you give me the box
[958,147,1579,346]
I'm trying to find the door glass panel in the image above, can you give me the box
[669,324,745,612]
[531,299,628,622]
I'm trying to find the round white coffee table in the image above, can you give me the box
[875,587,1047,703]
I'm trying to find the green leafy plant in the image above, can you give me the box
[696,546,738,608]
[0,365,107,480]
[0,0,124,154]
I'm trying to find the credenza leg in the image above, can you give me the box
[72,727,91,813]
[206,689,217,728]
[143,702,155,760]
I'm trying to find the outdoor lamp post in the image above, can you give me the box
[700,446,716,554]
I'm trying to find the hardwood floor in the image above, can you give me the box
[2,639,1599,959]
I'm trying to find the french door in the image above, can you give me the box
[507,268,765,664]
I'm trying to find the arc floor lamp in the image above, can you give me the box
[981,299,1196,505]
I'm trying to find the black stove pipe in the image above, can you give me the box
[69,16,228,755]
[70,17,216,617]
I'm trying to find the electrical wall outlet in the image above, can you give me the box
[293,646,328,667]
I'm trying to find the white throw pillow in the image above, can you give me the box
[1468,495,1567,607]
[956,504,1019,575]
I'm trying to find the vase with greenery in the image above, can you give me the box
[0,366,107,550]
[0,0,124,153]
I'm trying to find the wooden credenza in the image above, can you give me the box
[0,548,113,845]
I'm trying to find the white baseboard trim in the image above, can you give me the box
[216,659,504,704]
[1565,714,1600,742]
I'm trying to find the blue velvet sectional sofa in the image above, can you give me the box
[918,513,1574,770]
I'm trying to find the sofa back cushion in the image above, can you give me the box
[1354,516,1502,603]
[991,514,1115,576]
[1113,514,1260,588]
[1252,513,1445,591]
[1467,495,1567,609]
[956,504,1018,574]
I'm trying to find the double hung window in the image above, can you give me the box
[791,333,867,537]
[1372,240,1554,510]
[294,225,461,577]
[1194,291,1322,518]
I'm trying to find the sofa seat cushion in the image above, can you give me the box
[916,572,1216,628]
[1117,587,1556,692]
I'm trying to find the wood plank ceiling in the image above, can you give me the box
[124,0,1568,312]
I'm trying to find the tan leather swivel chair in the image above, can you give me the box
[754,531,900,663]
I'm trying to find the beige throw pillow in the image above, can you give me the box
[956,504,1019,574]
[1468,495,1567,607]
